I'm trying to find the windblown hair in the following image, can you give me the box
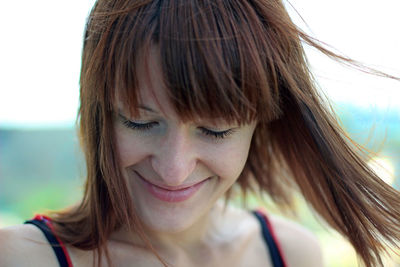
[51,0,400,266]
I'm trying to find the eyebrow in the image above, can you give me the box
[117,107,153,121]
[138,105,159,114]
[117,105,159,117]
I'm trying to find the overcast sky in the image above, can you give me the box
[0,0,399,128]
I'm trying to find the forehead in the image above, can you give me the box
[117,44,259,125]
[129,46,176,118]
[88,0,286,128]
[110,6,276,125]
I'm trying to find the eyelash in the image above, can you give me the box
[199,128,233,139]
[122,120,158,131]
[121,119,233,139]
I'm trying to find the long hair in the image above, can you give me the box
[51,0,400,266]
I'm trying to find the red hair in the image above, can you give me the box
[51,1,400,266]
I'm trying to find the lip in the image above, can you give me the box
[135,171,209,202]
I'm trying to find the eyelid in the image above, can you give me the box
[199,127,236,139]
[118,113,158,130]
[123,120,158,130]
[118,112,236,139]
[118,112,149,121]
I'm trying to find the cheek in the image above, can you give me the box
[115,128,150,168]
[202,138,252,181]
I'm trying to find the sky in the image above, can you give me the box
[0,0,399,128]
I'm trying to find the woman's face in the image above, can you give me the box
[114,50,257,234]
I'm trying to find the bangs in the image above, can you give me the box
[86,0,284,124]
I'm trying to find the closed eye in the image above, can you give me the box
[122,120,158,130]
[199,127,234,139]
[118,113,234,138]
[119,114,158,131]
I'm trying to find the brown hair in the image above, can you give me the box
[51,0,400,266]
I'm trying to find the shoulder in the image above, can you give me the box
[268,215,324,267]
[0,224,59,267]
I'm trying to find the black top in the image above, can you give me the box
[25,215,72,267]
[252,210,287,267]
[26,211,286,267]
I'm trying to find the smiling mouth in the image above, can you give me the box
[134,171,209,202]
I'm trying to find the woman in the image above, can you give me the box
[1,0,399,266]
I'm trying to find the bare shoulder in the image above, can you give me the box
[269,215,324,267]
[0,224,59,267]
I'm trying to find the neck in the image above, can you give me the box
[111,201,226,256]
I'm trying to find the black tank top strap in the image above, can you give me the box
[25,214,73,267]
[252,210,287,267]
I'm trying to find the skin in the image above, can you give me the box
[0,208,323,267]
[0,48,324,267]
[113,47,257,246]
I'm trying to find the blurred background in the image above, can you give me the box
[0,0,399,266]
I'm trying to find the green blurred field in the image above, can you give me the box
[1,103,399,266]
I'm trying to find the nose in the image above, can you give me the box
[150,126,197,186]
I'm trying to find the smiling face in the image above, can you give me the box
[114,49,257,234]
